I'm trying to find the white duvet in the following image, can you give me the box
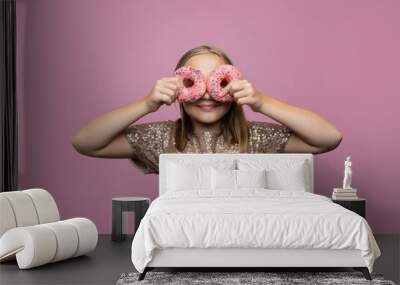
[131,189,381,273]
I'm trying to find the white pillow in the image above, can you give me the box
[237,159,308,191]
[211,168,268,190]
[236,169,267,189]
[166,160,236,192]
[211,168,236,190]
[167,162,210,191]
[266,167,307,191]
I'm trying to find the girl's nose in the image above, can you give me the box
[202,92,212,100]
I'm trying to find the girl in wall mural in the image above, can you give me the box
[72,45,342,174]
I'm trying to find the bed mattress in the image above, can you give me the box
[131,189,381,273]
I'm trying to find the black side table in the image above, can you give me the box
[112,197,150,242]
[332,198,366,218]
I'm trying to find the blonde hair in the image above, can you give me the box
[174,45,249,153]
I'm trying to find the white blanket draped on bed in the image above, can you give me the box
[131,189,381,273]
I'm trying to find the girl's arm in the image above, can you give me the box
[72,98,153,158]
[224,79,342,154]
[72,77,180,158]
[258,95,342,154]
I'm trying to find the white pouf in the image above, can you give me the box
[0,189,98,269]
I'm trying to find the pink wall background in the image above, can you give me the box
[16,0,400,234]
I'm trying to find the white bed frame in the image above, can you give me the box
[140,153,370,280]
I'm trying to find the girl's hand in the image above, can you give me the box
[144,77,181,112]
[223,80,265,112]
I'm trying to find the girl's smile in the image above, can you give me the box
[195,100,222,112]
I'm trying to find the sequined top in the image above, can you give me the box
[124,120,293,174]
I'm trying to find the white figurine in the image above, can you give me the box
[342,156,352,190]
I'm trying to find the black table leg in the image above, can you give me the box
[112,201,124,241]
[112,197,150,242]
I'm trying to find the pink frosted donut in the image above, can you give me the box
[206,64,243,102]
[174,66,206,103]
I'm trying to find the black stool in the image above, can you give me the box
[112,197,150,242]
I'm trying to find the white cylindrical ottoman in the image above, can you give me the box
[0,218,98,269]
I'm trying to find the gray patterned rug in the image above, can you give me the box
[116,271,396,285]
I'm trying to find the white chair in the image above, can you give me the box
[0,188,98,269]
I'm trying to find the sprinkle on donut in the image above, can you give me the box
[174,64,244,103]
[206,64,243,103]
[174,66,206,103]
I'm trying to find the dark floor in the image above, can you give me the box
[0,234,399,285]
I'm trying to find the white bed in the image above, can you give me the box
[130,153,381,281]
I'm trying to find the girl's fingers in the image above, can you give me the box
[160,90,177,103]
[222,80,244,94]
[163,82,179,91]
[159,87,176,96]
[162,77,181,83]
[173,77,184,89]
[236,96,252,105]
[222,82,232,94]
[162,77,182,89]
[233,89,248,98]
[160,94,173,105]
[230,80,246,92]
